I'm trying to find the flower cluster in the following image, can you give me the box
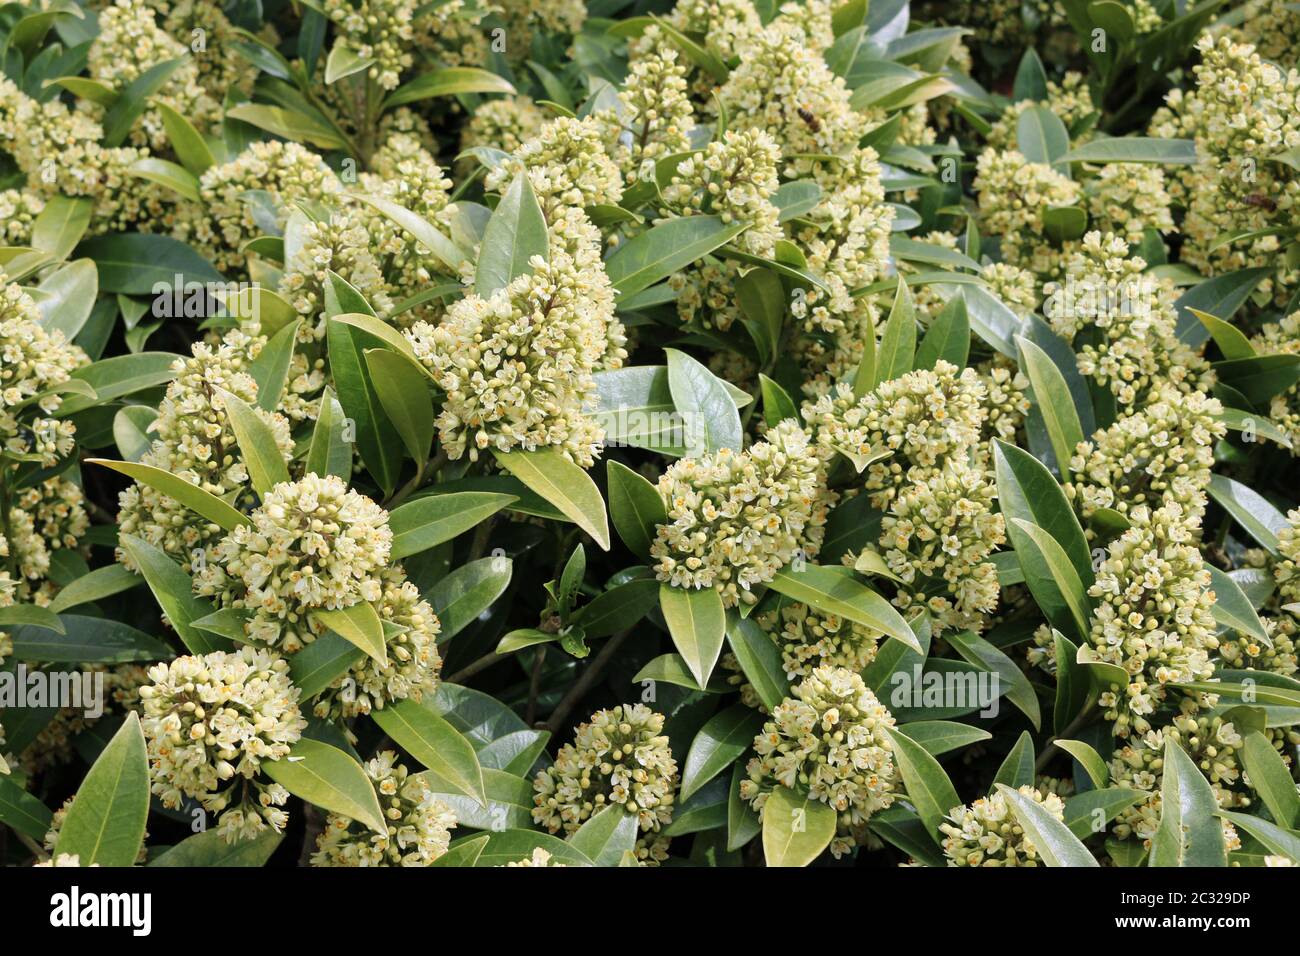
[321,0,417,90]
[1084,503,1219,737]
[879,463,1006,633]
[740,666,898,858]
[533,704,678,864]
[313,751,457,866]
[651,420,828,607]
[804,361,988,507]
[196,474,393,651]
[940,785,1067,867]
[117,330,294,571]
[974,148,1081,274]
[139,646,306,839]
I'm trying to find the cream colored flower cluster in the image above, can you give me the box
[486,115,624,212]
[1250,311,1300,453]
[0,189,43,245]
[1276,509,1300,607]
[185,141,343,272]
[660,129,782,254]
[321,0,417,90]
[0,277,87,468]
[986,73,1095,150]
[315,569,443,720]
[139,646,306,839]
[195,474,393,652]
[280,208,393,338]
[532,704,678,864]
[1109,714,1256,844]
[740,666,897,858]
[459,95,547,163]
[117,330,293,571]
[1068,384,1225,525]
[0,77,153,232]
[405,251,611,467]
[804,361,988,508]
[503,848,565,867]
[1085,164,1175,245]
[651,420,827,607]
[87,0,221,150]
[974,148,1081,276]
[977,356,1032,443]
[614,29,695,178]
[1084,502,1219,738]
[940,785,1066,867]
[1044,232,1200,407]
[313,751,457,866]
[666,0,764,61]
[880,463,1006,633]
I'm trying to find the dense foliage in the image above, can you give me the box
[2,0,1300,870]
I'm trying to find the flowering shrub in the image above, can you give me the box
[2,0,1300,876]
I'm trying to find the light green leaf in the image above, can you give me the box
[262,740,386,834]
[492,447,610,551]
[606,460,667,559]
[681,704,766,802]
[659,583,727,688]
[1061,137,1198,164]
[996,783,1099,867]
[665,347,743,455]
[312,601,386,666]
[383,66,515,109]
[90,459,249,532]
[365,348,434,465]
[47,564,143,614]
[605,215,746,296]
[1208,474,1289,553]
[248,319,301,412]
[427,556,513,642]
[216,388,291,497]
[55,712,149,867]
[882,725,960,841]
[475,171,549,296]
[769,564,920,653]
[1017,334,1085,478]
[1055,739,1110,789]
[568,805,639,865]
[876,276,917,387]
[761,785,837,867]
[1149,738,1227,867]
[1007,517,1093,644]
[371,699,487,807]
[388,492,518,560]
[725,614,792,712]
[1217,810,1300,863]
[150,827,282,866]
[119,534,227,655]
[305,386,353,480]
[1240,731,1300,829]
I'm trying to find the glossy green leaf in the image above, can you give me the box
[372,699,487,807]
[389,492,518,559]
[997,783,1099,867]
[606,459,667,558]
[761,785,837,867]
[681,704,766,802]
[1149,738,1226,867]
[659,583,726,688]
[492,447,610,550]
[262,738,387,833]
[883,726,960,841]
[55,713,149,867]
[769,564,920,653]
[475,171,548,296]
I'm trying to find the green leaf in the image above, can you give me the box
[914,296,969,371]
[350,199,464,278]
[605,215,746,296]
[31,196,94,262]
[1207,565,1269,644]
[0,604,64,633]
[312,601,386,666]
[324,42,374,83]
[1017,335,1085,478]
[996,783,1099,867]
[150,827,282,866]
[54,712,149,867]
[681,704,766,802]
[263,738,387,833]
[383,66,515,109]
[1007,517,1093,644]
[328,318,402,494]
[882,725,960,841]
[9,614,172,663]
[1175,267,1272,346]
[47,563,143,614]
[875,276,917,387]
[572,578,660,638]
[0,774,54,842]
[725,614,792,712]
[215,388,290,497]
[1240,731,1300,829]
[1149,738,1226,867]
[1208,474,1289,553]
[389,492,518,560]
[119,534,228,654]
[90,459,250,532]
[1051,630,1091,734]
[288,632,364,698]
[248,319,300,412]
[224,103,346,150]
[365,348,434,466]
[727,762,761,851]
[1055,739,1110,789]
[659,583,727,688]
[305,386,353,481]
[993,439,1092,582]
[1217,810,1300,863]
[78,233,224,295]
[156,101,215,175]
[606,459,667,559]
[1016,105,1070,167]
[465,829,594,866]
[1191,308,1255,360]
[129,157,202,202]
[736,267,786,366]
[191,607,255,643]
[992,730,1036,789]
[112,404,157,462]
[1214,353,1300,406]
[759,374,799,427]
[893,720,991,757]
[568,805,639,865]
[427,556,513,642]
[475,171,549,297]
[947,630,1041,730]
[1012,48,1049,102]
[102,58,184,147]
[761,785,837,867]
[769,564,920,653]
[1061,137,1198,165]
[1065,788,1147,840]
[492,447,610,551]
[371,699,487,807]
[665,347,743,455]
